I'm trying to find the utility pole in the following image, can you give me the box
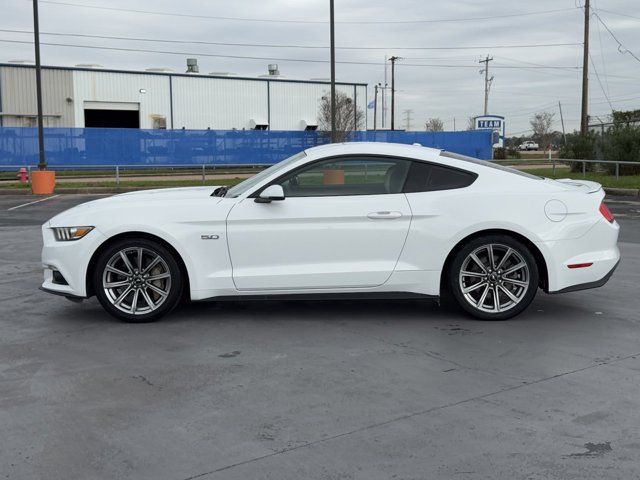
[382,56,388,129]
[389,56,401,130]
[32,0,46,170]
[580,0,590,135]
[373,83,379,130]
[479,55,493,116]
[329,0,336,142]
[453,117,456,131]
[558,100,567,145]
[403,109,413,131]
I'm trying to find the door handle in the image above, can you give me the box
[367,211,402,219]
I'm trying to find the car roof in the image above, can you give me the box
[304,142,443,161]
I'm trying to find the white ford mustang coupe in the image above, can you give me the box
[41,142,620,322]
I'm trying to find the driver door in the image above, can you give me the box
[226,156,412,291]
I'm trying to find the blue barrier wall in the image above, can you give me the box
[0,128,493,167]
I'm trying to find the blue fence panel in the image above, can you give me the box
[0,127,492,167]
[354,130,492,159]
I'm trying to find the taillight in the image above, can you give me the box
[599,203,615,223]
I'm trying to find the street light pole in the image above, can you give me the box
[329,0,336,143]
[32,0,46,170]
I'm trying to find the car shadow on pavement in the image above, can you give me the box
[44,291,603,328]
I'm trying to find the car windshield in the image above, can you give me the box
[226,151,307,198]
[441,151,542,180]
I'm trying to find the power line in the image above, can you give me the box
[32,1,577,25]
[0,38,583,70]
[0,29,582,52]
[597,8,640,22]
[593,11,640,64]
[492,55,583,79]
[589,53,613,110]
[499,100,560,117]
[591,93,640,105]
[593,0,611,99]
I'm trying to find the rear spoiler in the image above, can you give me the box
[551,178,602,194]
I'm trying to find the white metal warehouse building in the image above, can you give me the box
[0,63,368,131]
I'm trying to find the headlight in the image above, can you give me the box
[52,226,94,241]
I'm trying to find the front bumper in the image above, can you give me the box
[41,223,106,298]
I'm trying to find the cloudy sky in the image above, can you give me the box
[2,0,639,134]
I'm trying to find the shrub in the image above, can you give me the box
[559,132,597,172]
[493,147,506,160]
[601,125,640,175]
[506,148,521,159]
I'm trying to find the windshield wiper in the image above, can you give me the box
[212,185,228,197]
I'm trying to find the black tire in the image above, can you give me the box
[92,238,183,323]
[448,235,539,320]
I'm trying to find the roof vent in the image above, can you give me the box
[267,64,279,76]
[186,58,199,73]
[300,119,318,131]
[249,118,269,130]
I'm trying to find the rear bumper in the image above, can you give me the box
[550,258,620,294]
[541,218,620,293]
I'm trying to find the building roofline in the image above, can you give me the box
[0,62,368,87]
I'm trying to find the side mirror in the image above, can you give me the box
[255,184,285,203]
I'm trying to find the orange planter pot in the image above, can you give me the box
[322,169,345,185]
[31,170,56,195]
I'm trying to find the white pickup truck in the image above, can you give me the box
[518,140,539,151]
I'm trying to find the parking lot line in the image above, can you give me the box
[7,194,62,211]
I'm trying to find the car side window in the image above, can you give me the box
[403,161,478,193]
[277,156,411,197]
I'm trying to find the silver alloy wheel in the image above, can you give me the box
[458,243,530,314]
[102,247,172,315]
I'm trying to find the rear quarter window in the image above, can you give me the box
[403,162,478,193]
[440,151,542,180]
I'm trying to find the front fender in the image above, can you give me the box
[91,224,201,293]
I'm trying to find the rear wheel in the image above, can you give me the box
[449,235,538,320]
[93,238,183,322]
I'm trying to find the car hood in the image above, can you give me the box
[114,185,223,200]
[47,186,225,226]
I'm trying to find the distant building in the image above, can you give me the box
[0,62,367,131]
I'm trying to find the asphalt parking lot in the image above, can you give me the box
[1,193,639,480]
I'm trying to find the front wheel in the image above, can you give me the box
[448,235,539,320]
[93,238,183,322]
